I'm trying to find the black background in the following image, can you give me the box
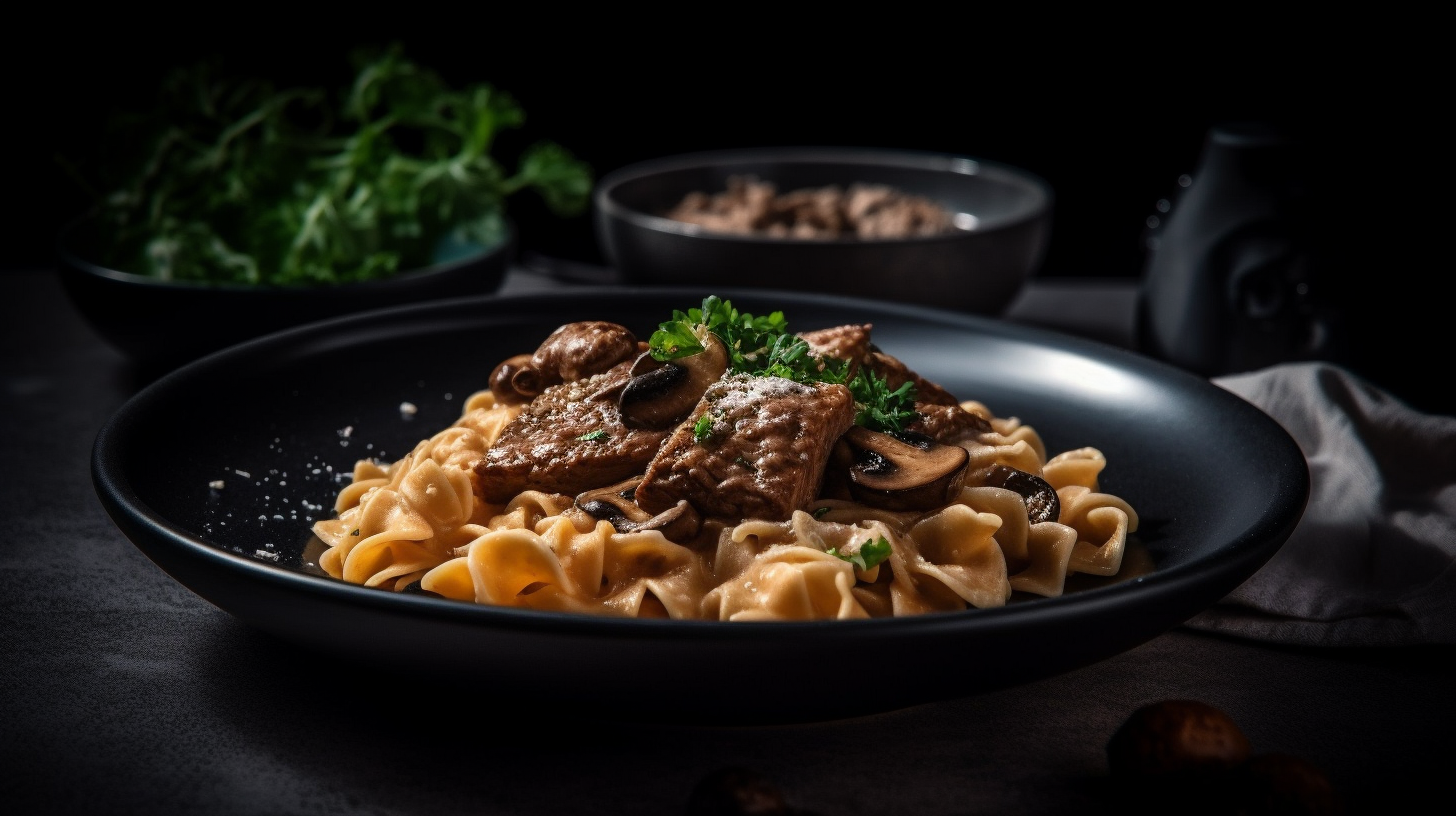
[12,17,1447,411]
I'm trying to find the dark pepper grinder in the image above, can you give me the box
[1137,122,1342,377]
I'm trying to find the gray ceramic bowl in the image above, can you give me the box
[593,147,1053,315]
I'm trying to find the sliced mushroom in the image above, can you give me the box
[590,349,673,402]
[618,365,689,427]
[633,501,702,541]
[576,478,652,525]
[508,363,548,400]
[575,477,701,540]
[972,464,1061,524]
[618,334,729,429]
[628,349,665,378]
[488,354,537,405]
[842,426,969,511]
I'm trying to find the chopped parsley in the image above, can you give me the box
[648,296,918,433]
[649,295,791,371]
[576,430,610,442]
[848,372,919,432]
[67,45,593,287]
[692,414,715,442]
[827,536,893,571]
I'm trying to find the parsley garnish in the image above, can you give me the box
[68,45,593,286]
[649,295,791,372]
[576,430,609,442]
[812,506,832,519]
[692,414,715,442]
[648,296,918,432]
[849,372,919,432]
[827,536,893,571]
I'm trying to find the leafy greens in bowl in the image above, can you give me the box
[62,45,592,287]
[55,45,594,374]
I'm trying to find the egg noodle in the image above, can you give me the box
[311,312,1138,621]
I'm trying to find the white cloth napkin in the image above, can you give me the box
[1182,362,1456,647]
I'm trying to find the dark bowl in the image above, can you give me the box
[56,214,515,374]
[593,147,1053,315]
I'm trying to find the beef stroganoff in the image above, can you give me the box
[311,297,1138,620]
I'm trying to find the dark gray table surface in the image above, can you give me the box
[2,266,1451,816]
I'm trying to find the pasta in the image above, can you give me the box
[311,299,1139,621]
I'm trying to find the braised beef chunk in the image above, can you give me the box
[848,347,990,443]
[797,324,873,367]
[800,327,966,412]
[864,350,961,406]
[635,374,857,522]
[906,403,993,445]
[794,325,990,446]
[476,359,670,503]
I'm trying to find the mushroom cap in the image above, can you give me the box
[843,426,970,511]
[531,321,640,382]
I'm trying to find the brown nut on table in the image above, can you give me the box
[683,766,790,816]
[1234,753,1343,816]
[1107,699,1253,779]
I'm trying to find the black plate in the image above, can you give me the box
[92,287,1307,724]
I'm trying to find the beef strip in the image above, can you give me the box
[475,359,670,503]
[798,323,873,369]
[799,325,989,445]
[860,348,993,443]
[800,326,960,407]
[863,350,961,406]
[905,403,993,445]
[634,373,857,522]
